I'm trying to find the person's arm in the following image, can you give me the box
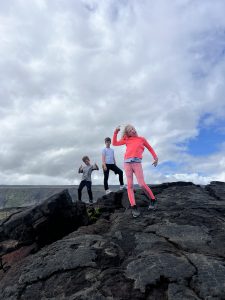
[93,163,99,170]
[113,152,116,165]
[78,165,83,173]
[102,149,107,171]
[143,138,158,167]
[112,127,126,146]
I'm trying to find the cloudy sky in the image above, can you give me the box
[0,0,225,186]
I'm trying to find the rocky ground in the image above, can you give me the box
[0,181,225,300]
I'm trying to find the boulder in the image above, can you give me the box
[0,182,225,299]
[0,190,89,273]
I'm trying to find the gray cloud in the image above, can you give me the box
[0,0,225,185]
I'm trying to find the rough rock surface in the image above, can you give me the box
[0,190,89,274]
[0,181,225,300]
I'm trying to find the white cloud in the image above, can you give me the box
[0,0,225,185]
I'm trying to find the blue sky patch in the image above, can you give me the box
[156,161,187,176]
[157,161,179,171]
[186,117,225,156]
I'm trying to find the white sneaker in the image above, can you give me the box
[120,185,126,190]
[105,189,112,195]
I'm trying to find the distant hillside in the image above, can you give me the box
[0,185,119,209]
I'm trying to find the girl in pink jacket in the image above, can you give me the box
[112,124,158,218]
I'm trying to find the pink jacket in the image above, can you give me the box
[112,131,157,160]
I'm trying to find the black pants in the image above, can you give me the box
[104,164,124,190]
[78,180,93,201]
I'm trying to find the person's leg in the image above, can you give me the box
[124,163,136,206]
[86,181,93,202]
[103,167,110,190]
[124,163,141,217]
[78,180,86,201]
[111,164,124,186]
[132,163,155,200]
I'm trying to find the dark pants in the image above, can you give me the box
[78,180,93,201]
[104,164,124,190]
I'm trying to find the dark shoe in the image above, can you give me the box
[131,205,140,218]
[148,198,157,210]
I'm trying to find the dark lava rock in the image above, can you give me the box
[205,181,225,201]
[0,181,225,299]
[0,190,89,273]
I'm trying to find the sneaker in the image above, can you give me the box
[105,189,112,195]
[131,205,140,218]
[120,185,126,190]
[89,199,93,204]
[148,198,157,210]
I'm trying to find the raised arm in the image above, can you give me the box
[93,163,99,171]
[112,128,126,146]
[78,165,83,173]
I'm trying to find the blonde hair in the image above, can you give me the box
[122,124,137,137]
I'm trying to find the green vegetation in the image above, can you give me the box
[5,190,29,208]
[87,207,101,223]
[0,208,22,221]
[0,211,11,221]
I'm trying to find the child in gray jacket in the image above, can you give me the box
[78,156,99,203]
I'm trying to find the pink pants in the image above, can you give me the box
[124,162,155,207]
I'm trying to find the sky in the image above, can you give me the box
[0,0,225,186]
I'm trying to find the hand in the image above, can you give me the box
[115,126,121,132]
[152,158,158,167]
[102,164,107,171]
